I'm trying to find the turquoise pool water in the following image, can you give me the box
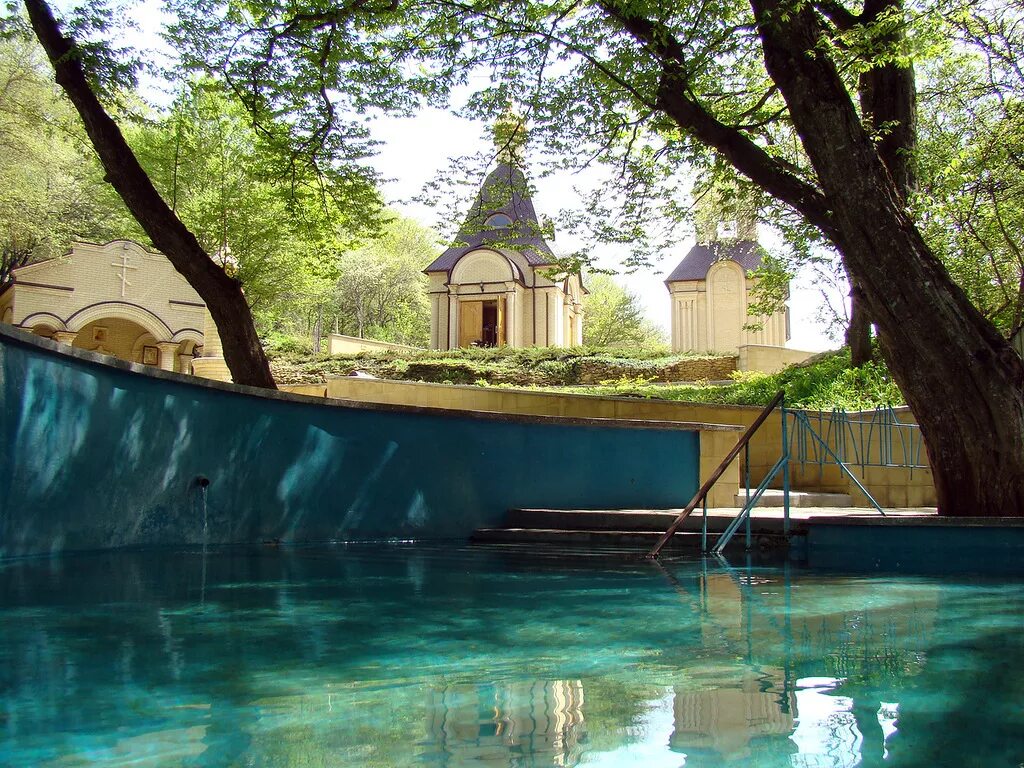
[0,546,1021,767]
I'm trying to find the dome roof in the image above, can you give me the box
[424,162,556,275]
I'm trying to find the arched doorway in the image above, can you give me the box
[74,317,155,365]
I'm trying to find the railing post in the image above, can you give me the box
[647,390,785,559]
[744,442,751,550]
[781,398,790,537]
[701,497,708,552]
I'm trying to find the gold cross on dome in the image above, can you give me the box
[110,254,138,297]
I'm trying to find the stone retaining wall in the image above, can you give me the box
[575,356,737,384]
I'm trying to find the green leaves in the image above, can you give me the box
[0,32,127,288]
[582,273,665,347]
[122,79,384,325]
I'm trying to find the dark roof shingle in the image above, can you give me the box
[664,240,765,283]
[424,162,556,274]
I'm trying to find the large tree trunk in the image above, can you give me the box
[752,0,1024,515]
[842,0,918,366]
[24,0,276,389]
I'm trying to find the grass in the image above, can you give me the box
[263,335,733,387]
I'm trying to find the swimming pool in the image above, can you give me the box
[1,546,1021,766]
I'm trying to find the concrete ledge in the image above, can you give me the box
[806,513,1024,527]
[0,323,737,434]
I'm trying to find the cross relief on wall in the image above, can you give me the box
[110,254,138,297]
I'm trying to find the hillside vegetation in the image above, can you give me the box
[265,335,902,409]
[558,349,903,410]
[265,336,733,387]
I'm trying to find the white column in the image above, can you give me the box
[178,353,194,375]
[430,295,439,349]
[448,294,459,350]
[672,296,681,352]
[156,342,180,371]
[546,290,558,347]
[505,287,516,347]
[54,330,78,345]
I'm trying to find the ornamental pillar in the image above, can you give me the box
[156,342,180,371]
[505,286,517,347]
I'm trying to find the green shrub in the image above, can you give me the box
[556,349,903,409]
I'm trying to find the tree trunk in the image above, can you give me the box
[846,282,873,367]
[312,303,322,355]
[752,0,1024,515]
[24,0,276,389]
[843,0,916,366]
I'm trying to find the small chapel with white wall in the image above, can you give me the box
[665,195,789,355]
[424,117,585,350]
[0,239,206,373]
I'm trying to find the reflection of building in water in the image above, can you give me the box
[670,678,797,765]
[426,680,585,767]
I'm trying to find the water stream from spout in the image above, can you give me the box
[200,484,208,605]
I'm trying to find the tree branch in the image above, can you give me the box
[598,0,836,237]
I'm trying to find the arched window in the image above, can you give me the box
[485,213,513,228]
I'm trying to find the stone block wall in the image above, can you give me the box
[575,356,738,384]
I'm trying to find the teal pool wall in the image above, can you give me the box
[805,521,1024,574]
[0,327,700,558]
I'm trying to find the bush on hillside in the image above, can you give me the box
[561,349,903,409]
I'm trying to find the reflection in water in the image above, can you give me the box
[671,676,796,765]
[0,547,1021,767]
[426,680,585,767]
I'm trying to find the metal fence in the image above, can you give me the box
[788,407,927,470]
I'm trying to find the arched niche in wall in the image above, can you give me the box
[706,260,746,353]
[451,249,517,286]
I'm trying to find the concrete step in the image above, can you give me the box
[733,489,853,508]
[470,527,711,550]
[504,508,802,534]
[504,508,678,532]
[470,527,790,551]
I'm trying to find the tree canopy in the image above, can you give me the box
[582,274,665,349]
[0,33,122,291]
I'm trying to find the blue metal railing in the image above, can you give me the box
[787,410,887,517]
[789,407,926,470]
[648,391,788,559]
[654,400,919,556]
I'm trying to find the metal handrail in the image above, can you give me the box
[711,453,789,554]
[788,410,886,516]
[647,390,786,559]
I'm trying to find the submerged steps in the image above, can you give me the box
[470,527,712,550]
[471,507,800,550]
